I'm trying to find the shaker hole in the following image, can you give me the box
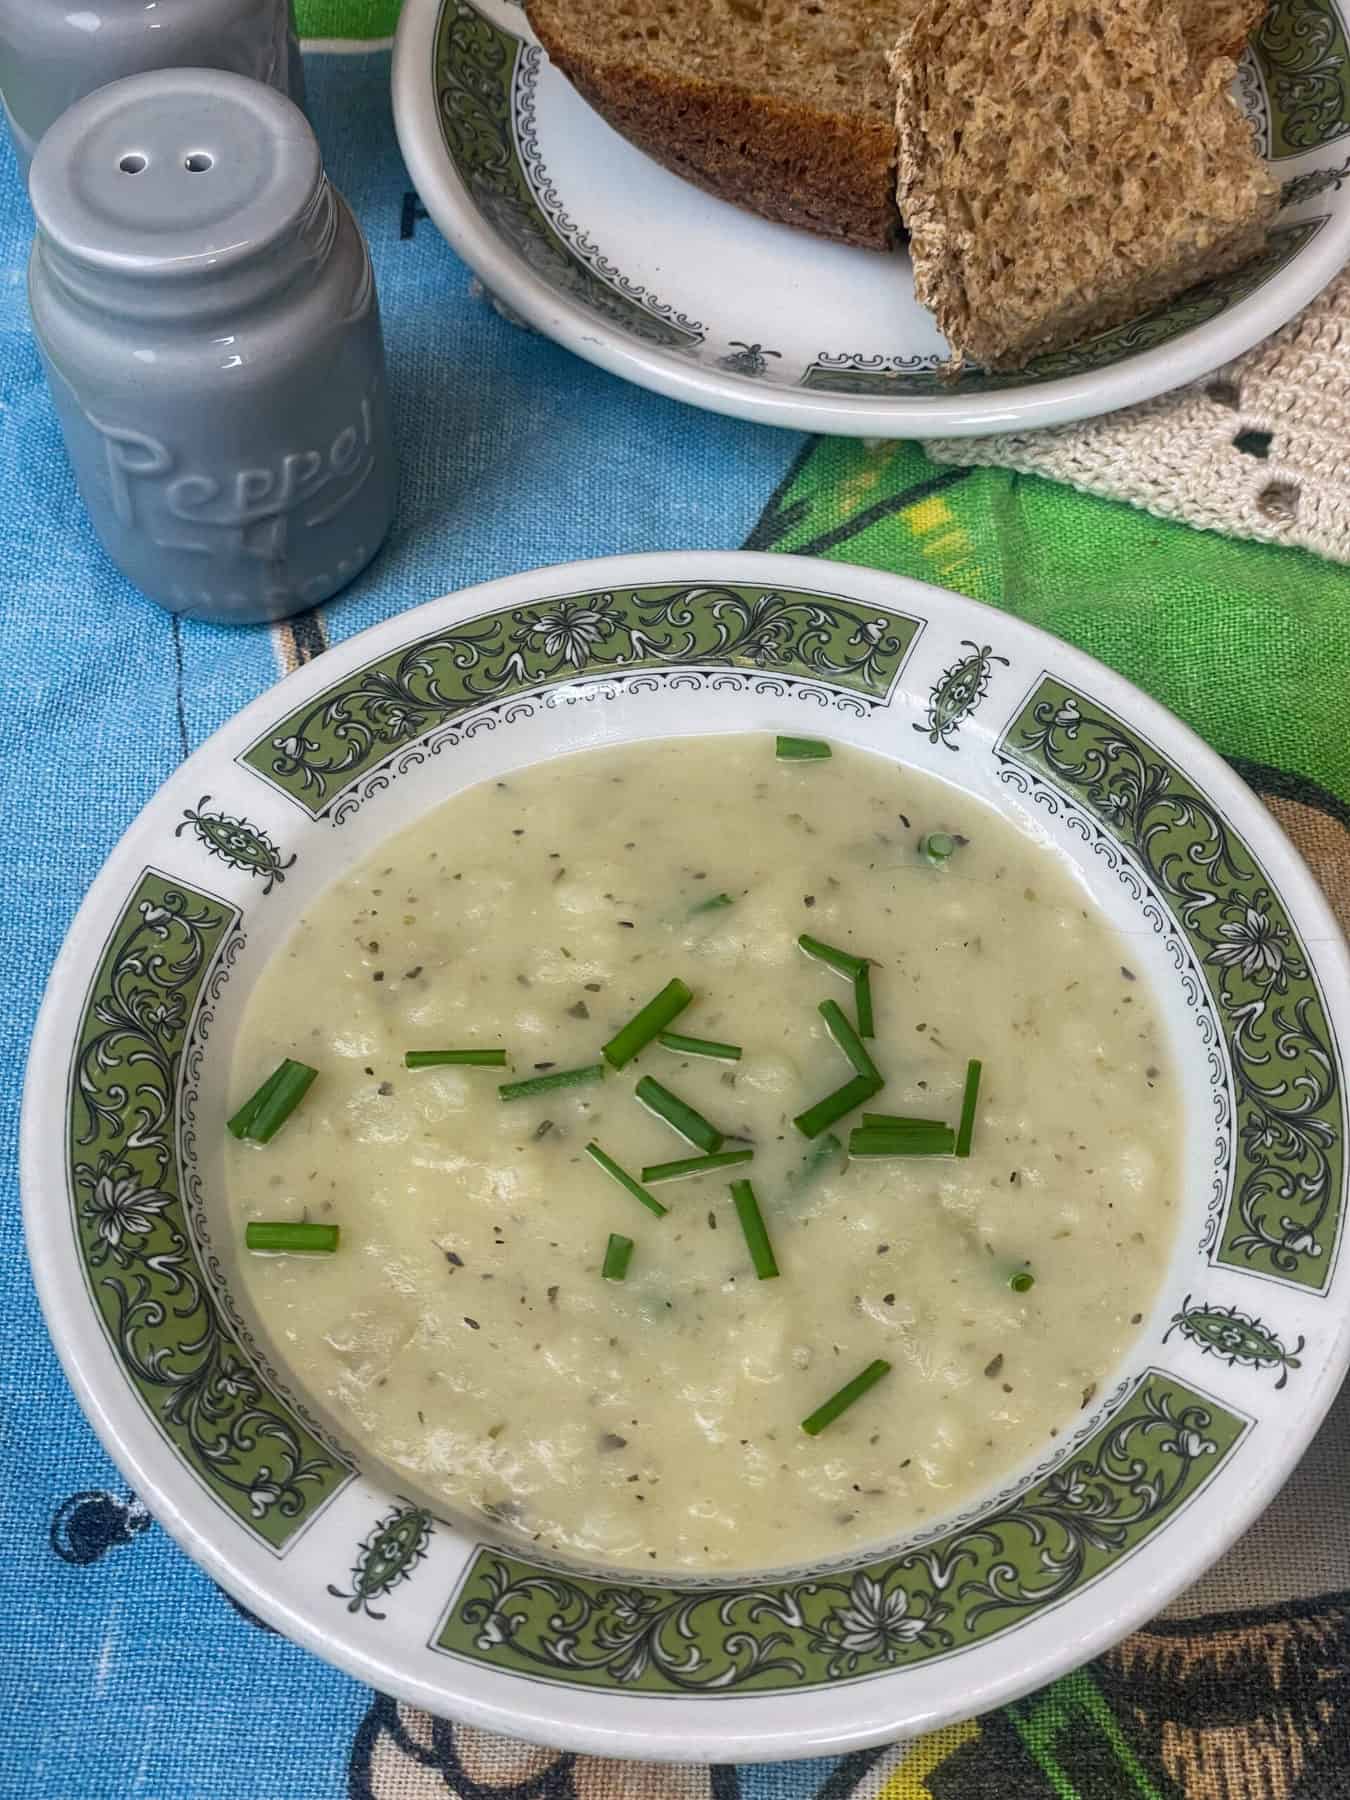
[118,153,147,174]
[184,152,214,173]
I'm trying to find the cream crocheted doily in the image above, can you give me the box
[924,270,1350,562]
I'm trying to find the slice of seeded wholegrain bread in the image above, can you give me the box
[1179,0,1270,68]
[890,0,1280,370]
[524,0,906,249]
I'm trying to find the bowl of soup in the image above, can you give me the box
[23,552,1350,1760]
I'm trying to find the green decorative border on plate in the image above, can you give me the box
[803,221,1326,396]
[432,1374,1245,1694]
[1001,677,1345,1292]
[916,641,1010,751]
[240,582,922,816]
[1257,0,1350,158]
[329,1502,436,1618]
[1165,1295,1305,1388]
[434,0,701,350]
[67,870,350,1547]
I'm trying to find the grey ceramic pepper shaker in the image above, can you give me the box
[28,70,397,626]
[0,0,305,183]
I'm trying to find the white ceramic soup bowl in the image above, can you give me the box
[22,552,1350,1761]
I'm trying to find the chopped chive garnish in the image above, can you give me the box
[404,1048,507,1069]
[848,1125,956,1158]
[228,1059,318,1144]
[818,998,879,1082]
[793,1072,882,1139]
[1009,1270,1035,1293]
[690,892,734,916]
[586,1142,667,1217]
[776,735,832,761]
[730,1179,779,1279]
[920,832,958,866]
[602,978,694,1069]
[250,1063,318,1142]
[853,964,875,1038]
[798,933,867,979]
[642,1148,754,1184]
[861,1113,947,1130]
[245,1221,339,1254]
[499,1063,604,1101]
[787,1132,844,1192]
[602,1233,634,1281]
[657,1029,742,1062]
[801,1359,892,1436]
[955,1059,982,1158]
[227,1062,288,1139]
[634,1075,724,1152]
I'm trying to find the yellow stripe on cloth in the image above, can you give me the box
[852,1718,982,1800]
[898,495,977,584]
[900,496,955,536]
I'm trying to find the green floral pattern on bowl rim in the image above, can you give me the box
[392,0,1350,436]
[22,553,1350,1759]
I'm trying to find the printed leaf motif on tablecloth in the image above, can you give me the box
[743,442,988,596]
[48,1491,152,1566]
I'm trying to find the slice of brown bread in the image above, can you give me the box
[524,0,903,248]
[890,0,1280,370]
[524,1,1271,252]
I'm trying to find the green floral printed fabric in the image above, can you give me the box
[297,0,402,35]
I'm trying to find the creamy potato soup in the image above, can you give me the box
[228,736,1179,1573]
